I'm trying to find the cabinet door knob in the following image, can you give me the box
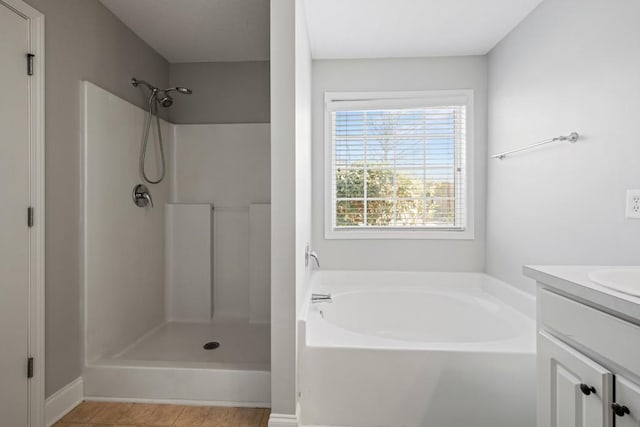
[579,384,596,396]
[612,403,630,417]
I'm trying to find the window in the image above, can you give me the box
[324,90,474,239]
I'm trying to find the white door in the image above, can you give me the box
[0,2,31,426]
[538,332,613,427]
[614,376,640,427]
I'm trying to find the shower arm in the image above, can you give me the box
[131,77,158,93]
[131,78,192,96]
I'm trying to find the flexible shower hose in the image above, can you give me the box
[139,91,166,184]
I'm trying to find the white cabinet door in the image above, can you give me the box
[614,376,640,427]
[538,332,613,427]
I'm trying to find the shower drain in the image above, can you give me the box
[203,341,220,350]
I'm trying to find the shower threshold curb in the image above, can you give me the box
[83,363,270,407]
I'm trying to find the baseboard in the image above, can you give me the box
[45,377,84,426]
[269,413,299,427]
[84,395,270,408]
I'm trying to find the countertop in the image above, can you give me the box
[524,265,640,324]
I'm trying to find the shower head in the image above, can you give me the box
[163,86,193,95]
[132,77,192,108]
[157,86,192,108]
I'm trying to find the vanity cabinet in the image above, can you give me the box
[528,273,640,427]
[615,377,640,427]
[539,331,612,427]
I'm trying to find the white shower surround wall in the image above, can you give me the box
[298,271,537,427]
[83,81,170,364]
[171,123,271,322]
[82,83,271,405]
[165,203,213,322]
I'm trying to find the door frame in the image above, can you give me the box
[1,0,45,425]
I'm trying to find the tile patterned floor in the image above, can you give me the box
[54,401,270,427]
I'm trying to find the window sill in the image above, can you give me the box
[324,228,475,240]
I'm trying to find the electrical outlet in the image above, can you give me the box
[626,190,640,219]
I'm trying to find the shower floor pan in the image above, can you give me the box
[84,321,270,407]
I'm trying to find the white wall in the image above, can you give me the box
[83,82,169,363]
[295,0,313,324]
[312,57,487,271]
[270,0,297,417]
[486,0,640,294]
[270,0,313,421]
[294,0,314,420]
[171,124,271,321]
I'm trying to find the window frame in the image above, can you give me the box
[324,89,475,240]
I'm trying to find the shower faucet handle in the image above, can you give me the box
[132,184,153,208]
[143,192,153,208]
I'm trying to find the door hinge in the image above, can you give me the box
[28,207,34,227]
[27,357,34,378]
[27,53,35,76]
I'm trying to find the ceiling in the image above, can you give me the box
[303,0,544,59]
[99,0,270,63]
[100,0,543,63]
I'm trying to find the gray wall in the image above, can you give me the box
[169,61,270,124]
[23,0,169,397]
[312,57,487,272]
[486,0,640,293]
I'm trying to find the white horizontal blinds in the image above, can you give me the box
[331,105,466,230]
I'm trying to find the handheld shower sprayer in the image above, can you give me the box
[158,92,173,108]
[131,77,192,185]
[156,87,193,108]
[169,87,193,95]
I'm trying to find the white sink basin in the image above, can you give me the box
[588,268,640,297]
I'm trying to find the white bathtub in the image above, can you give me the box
[298,271,536,427]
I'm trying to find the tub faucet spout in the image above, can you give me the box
[311,293,332,304]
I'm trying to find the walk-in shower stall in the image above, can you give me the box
[81,80,271,406]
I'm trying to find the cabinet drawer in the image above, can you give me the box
[539,289,640,376]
